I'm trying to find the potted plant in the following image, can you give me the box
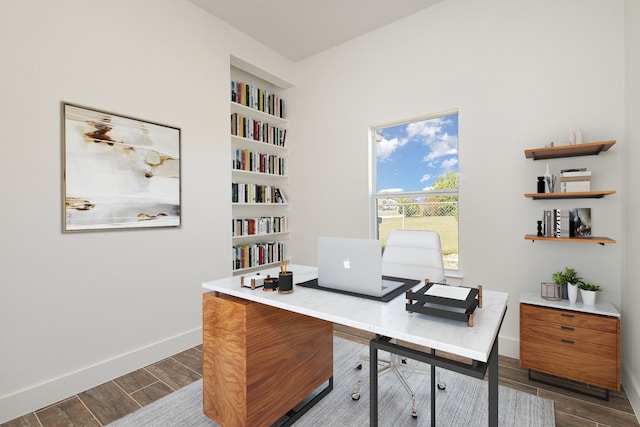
[578,282,601,305]
[552,267,582,304]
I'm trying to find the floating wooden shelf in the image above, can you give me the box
[524,234,616,245]
[524,140,615,160]
[524,190,616,200]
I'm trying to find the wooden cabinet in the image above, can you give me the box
[520,302,620,392]
[202,292,333,427]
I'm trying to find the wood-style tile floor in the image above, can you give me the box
[2,327,638,427]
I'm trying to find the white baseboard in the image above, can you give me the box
[622,365,640,423]
[498,334,519,360]
[0,327,202,424]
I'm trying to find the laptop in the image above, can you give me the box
[316,236,409,298]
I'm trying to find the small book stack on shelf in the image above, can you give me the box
[232,216,287,237]
[233,241,285,271]
[542,207,592,237]
[560,168,591,192]
[232,184,287,204]
[231,81,285,118]
[231,112,286,147]
[233,149,285,176]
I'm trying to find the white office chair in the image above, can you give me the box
[351,230,446,419]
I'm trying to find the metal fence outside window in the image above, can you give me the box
[376,198,459,271]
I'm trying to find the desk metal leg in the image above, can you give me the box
[281,377,334,427]
[370,336,379,427]
[369,333,501,427]
[431,349,436,427]
[488,336,498,427]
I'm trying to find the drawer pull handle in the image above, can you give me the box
[561,339,575,344]
[561,313,575,318]
[561,326,574,331]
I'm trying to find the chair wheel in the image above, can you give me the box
[355,363,363,370]
[437,381,446,390]
[351,392,361,401]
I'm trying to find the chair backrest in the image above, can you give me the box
[381,230,445,283]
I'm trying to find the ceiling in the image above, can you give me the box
[189,0,444,62]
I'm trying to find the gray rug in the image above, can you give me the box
[108,337,555,427]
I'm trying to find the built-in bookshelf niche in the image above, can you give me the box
[231,64,290,274]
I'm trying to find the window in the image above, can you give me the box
[370,110,459,271]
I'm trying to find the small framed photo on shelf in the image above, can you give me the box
[541,282,561,301]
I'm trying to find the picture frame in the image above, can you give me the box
[62,102,181,232]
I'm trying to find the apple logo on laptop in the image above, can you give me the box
[343,258,351,269]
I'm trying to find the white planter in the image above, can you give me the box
[567,284,578,304]
[580,289,597,306]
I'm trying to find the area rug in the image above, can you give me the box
[108,336,555,427]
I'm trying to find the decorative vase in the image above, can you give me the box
[544,163,553,193]
[580,289,597,305]
[567,284,578,305]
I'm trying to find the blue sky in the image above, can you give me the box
[376,113,459,193]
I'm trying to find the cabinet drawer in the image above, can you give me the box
[521,303,618,333]
[522,317,617,348]
[520,335,618,390]
[521,323,617,359]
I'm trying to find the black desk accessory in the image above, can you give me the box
[296,276,420,303]
[406,281,482,327]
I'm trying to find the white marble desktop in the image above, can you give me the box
[202,264,508,362]
[519,291,620,317]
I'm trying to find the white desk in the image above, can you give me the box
[203,264,508,426]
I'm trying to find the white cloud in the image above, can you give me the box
[419,174,432,182]
[376,136,407,161]
[422,136,458,162]
[404,118,458,165]
[406,118,444,142]
[441,157,459,169]
[380,188,404,193]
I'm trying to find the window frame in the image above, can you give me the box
[368,109,459,272]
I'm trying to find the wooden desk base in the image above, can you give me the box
[203,292,333,427]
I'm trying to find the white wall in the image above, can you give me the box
[1,0,638,423]
[0,0,293,422]
[623,0,640,418]
[288,0,634,403]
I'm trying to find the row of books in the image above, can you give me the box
[232,183,287,204]
[233,149,285,176]
[232,216,287,237]
[231,81,285,118]
[231,112,287,147]
[233,241,285,271]
[560,169,591,192]
[542,208,592,237]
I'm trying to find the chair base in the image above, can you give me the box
[351,352,445,419]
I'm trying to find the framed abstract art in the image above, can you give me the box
[62,103,181,231]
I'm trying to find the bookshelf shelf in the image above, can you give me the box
[524,234,616,245]
[231,135,287,153]
[231,101,286,125]
[524,190,616,200]
[524,140,615,160]
[232,203,288,207]
[233,168,288,178]
[233,261,282,275]
[233,232,289,241]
